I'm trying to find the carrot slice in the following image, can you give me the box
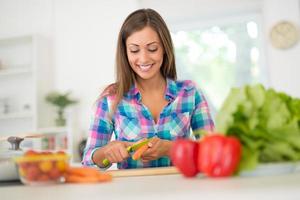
[65,174,101,183]
[132,144,149,160]
[66,167,100,177]
[65,174,112,183]
[65,167,112,183]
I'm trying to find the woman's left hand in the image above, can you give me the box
[140,137,173,161]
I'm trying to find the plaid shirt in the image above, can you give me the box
[82,79,214,169]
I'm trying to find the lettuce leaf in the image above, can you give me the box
[216,84,300,171]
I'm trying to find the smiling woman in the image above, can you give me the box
[82,8,214,170]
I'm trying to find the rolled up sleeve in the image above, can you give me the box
[82,96,113,166]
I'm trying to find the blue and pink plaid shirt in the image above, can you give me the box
[82,79,214,169]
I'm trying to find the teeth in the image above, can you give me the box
[138,64,152,72]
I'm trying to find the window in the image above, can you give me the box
[171,14,267,117]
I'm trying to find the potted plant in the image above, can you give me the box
[45,91,78,126]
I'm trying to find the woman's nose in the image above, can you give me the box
[139,50,150,62]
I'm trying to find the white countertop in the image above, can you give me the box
[1,172,300,200]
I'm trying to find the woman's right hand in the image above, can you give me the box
[103,141,133,164]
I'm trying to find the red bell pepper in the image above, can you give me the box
[170,139,198,177]
[198,134,241,177]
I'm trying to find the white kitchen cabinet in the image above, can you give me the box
[0,35,72,153]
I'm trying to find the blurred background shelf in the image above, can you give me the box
[0,111,34,120]
[0,34,54,133]
[0,34,73,159]
[36,126,68,135]
[0,66,32,77]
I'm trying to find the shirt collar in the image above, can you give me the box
[125,78,178,102]
[165,78,178,101]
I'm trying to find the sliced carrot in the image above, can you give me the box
[65,174,101,183]
[66,167,100,177]
[132,144,149,160]
[65,167,112,183]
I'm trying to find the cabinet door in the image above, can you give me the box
[0,36,36,137]
[0,35,56,148]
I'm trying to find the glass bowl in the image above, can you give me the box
[14,150,69,185]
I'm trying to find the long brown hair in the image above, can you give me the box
[102,8,177,117]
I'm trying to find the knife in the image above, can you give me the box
[102,138,151,167]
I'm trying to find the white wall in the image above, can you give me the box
[140,0,262,24]
[0,0,53,38]
[262,0,300,97]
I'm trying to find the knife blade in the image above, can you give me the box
[126,138,151,152]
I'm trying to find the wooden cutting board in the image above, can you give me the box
[108,166,179,177]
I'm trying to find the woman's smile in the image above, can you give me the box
[137,63,154,72]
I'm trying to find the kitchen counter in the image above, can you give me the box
[1,170,300,200]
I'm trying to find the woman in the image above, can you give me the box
[82,8,214,169]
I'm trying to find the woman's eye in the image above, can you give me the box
[130,50,139,53]
[148,48,158,52]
